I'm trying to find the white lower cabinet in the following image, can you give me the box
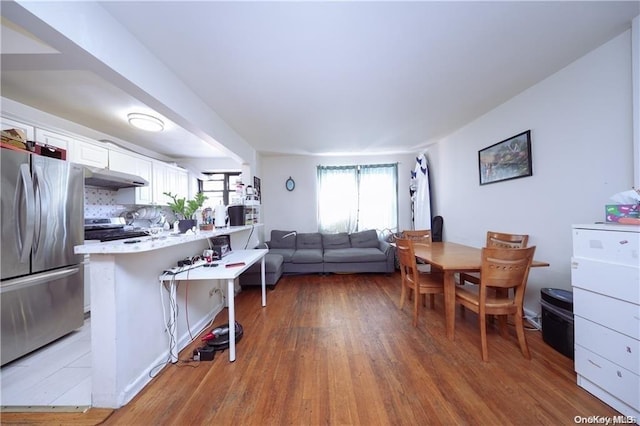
[572,224,640,420]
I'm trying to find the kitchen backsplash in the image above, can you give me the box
[84,186,174,224]
[84,187,127,218]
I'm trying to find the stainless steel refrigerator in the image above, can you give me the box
[1,147,85,365]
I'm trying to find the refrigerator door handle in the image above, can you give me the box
[16,163,35,263]
[0,266,80,294]
[32,164,45,252]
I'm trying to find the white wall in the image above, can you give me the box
[633,15,640,188]
[428,30,635,314]
[259,153,417,236]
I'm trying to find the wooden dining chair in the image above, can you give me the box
[401,230,444,276]
[396,238,444,327]
[401,229,433,241]
[455,246,536,361]
[459,231,529,286]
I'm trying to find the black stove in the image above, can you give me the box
[84,218,148,242]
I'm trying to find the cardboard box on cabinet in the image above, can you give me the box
[605,204,639,222]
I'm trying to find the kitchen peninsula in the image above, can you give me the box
[74,225,263,408]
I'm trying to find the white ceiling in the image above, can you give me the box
[1,1,639,166]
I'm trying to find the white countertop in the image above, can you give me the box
[573,223,640,232]
[74,225,261,254]
[159,249,269,281]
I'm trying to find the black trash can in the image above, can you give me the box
[540,288,574,359]
[228,205,246,226]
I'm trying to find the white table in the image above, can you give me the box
[159,249,268,362]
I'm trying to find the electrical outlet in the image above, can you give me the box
[209,289,215,298]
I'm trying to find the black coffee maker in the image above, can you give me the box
[228,205,245,226]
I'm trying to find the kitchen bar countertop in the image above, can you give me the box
[74,225,261,254]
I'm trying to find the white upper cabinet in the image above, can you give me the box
[111,150,153,205]
[3,114,193,207]
[3,116,109,168]
[152,161,169,205]
[69,140,108,168]
[34,128,71,151]
[1,117,35,141]
[152,161,189,206]
[176,169,189,199]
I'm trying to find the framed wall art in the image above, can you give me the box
[253,176,261,202]
[478,130,532,185]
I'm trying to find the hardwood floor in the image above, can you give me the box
[2,272,620,425]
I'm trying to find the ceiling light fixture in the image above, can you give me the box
[127,113,164,132]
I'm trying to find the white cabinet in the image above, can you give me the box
[3,119,74,159]
[112,150,153,205]
[3,117,106,168]
[152,161,189,206]
[152,162,169,205]
[35,128,71,151]
[571,224,640,420]
[69,140,108,168]
[1,116,35,141]
[176,169,188,199]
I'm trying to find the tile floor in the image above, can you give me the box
[0,318,92,408]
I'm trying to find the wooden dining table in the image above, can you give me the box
[411,241,550,340]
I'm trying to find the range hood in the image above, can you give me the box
[84,167,148,189]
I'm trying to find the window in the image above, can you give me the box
[199,172,241,207]
[317,163,398,233]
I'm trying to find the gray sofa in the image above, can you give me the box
[238,253,284,287]
[265,229,395,274]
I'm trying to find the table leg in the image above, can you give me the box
[170,281,178,363]
[444,270,456,340]
[261,256,266,307]
[227,278,236,362]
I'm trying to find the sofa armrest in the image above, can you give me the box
[379,239,396,272]
[378,239,392,255]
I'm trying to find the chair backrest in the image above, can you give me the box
[396,238,420,285]
[486,231,529,249]
[402,229,432,243]
[431,216,443,242]
[480,246,536,293]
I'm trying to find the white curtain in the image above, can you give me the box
[317,164,397,233]
[317,166,358,233]
[358,164,398,232]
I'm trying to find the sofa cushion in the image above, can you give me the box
[296,233,323,249]
[269,230,297,249]
[267,248,296,262]
[322,233,351,249]
[350,230,380,248]
[292,248,323,264]
[324,247,388,263]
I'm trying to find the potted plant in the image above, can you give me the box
[164,191,208,233]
